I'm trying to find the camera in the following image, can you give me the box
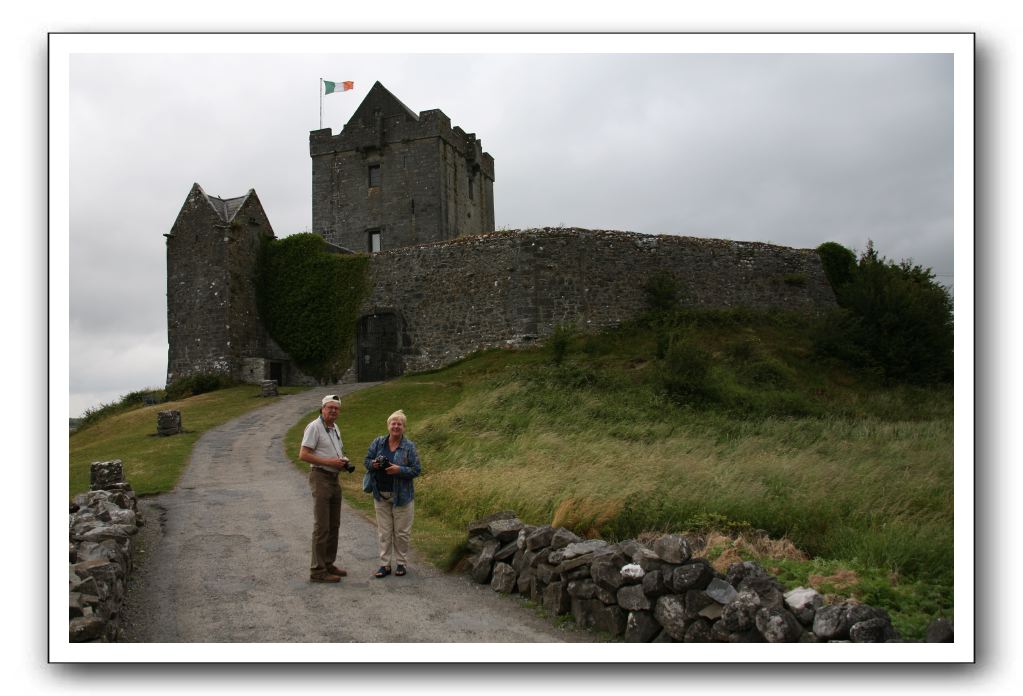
[373,455,389,470]
[342,461,356,473]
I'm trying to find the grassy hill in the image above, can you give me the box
[287,309,953,640]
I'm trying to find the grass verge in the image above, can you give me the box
[69,385,304,497]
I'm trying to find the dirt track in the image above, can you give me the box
[120,384,587,643]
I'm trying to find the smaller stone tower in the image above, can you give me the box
[165,183,304,386]
[310,81,495,253]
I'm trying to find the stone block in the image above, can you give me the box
[591,603,627,637]
[617,583,650,611]
[490,562,517,594]
[654,595,688,641]
[549,527,582,550]
[543,581,571,616]
[90,460,124,490]
[156,410,182,436]
[651,534,692,564]
[755,607,804,643]
[784,586,823,626]
[625,610,661,643]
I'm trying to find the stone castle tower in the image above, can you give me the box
[309,81,495,252]
[164,183,314,387]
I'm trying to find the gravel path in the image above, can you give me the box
[120,384,588,643]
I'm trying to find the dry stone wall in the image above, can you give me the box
[68,461,144,642]
[363,227,837,375]
[465,511,953,644]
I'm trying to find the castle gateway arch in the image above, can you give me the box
[356,311,406,382]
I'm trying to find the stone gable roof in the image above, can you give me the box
[348,81,420,127]
[196,184,254,223]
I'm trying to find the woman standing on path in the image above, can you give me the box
[364,410,422,578]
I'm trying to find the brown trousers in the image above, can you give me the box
[309,468,341,574]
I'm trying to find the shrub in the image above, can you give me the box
[642,271,681,314]
[74,387,166,432]
[815,241,953,385]
[164,373,234,401]
[548,324,575,366]
[661,332,715,405]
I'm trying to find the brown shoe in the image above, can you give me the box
[310,572,341,583]
[326,564,348,577]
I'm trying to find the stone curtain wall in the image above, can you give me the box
[68,461,144,642]
[363,228,837,374]
[465,511,953,643]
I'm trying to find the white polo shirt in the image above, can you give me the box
[301,417,345,473]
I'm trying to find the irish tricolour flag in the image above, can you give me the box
[324,80,354,94]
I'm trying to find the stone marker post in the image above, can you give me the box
[157,410,182,436]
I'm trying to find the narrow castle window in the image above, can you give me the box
[467,175,474,200]
[368,229,381,253]
[368,164,381,188]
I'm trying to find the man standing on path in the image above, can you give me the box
[300,394,355,583]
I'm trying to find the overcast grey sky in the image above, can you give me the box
[66,45,955,417]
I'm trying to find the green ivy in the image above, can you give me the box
[256,233,371,382]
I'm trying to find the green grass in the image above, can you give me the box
[283,312,953,640]
[69,385,304,496]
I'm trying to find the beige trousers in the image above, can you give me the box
[373,497,414,567]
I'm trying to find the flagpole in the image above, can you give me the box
[319,78,323,130]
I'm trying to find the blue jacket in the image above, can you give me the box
[363,435,421,507]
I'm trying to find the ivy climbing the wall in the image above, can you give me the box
[257,233,371,382]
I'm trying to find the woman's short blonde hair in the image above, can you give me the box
[387,409,407,426]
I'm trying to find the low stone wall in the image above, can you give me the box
[68,460,144,642]
[464,511,952,643]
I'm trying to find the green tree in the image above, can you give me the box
[816,241,953,384]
